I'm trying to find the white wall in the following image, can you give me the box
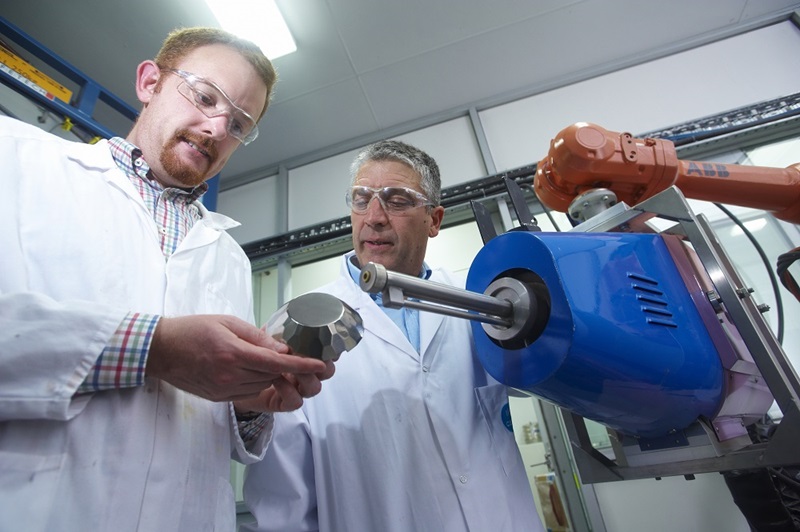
[218,174,281,244]
[480,20,800,172]
[228,21,800,532]
[220,20,800,246]
[284,116,488,232]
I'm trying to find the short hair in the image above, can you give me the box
[154,27,277,120]
[350,140,442,206]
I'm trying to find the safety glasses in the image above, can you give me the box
[345,185,434,215]
[162,69,259,145]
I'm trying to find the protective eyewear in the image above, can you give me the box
[346,186,434,215]
[163,69,259,145]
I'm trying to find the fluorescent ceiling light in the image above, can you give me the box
[205,0,297,60]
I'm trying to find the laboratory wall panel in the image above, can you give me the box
[479,20,800,173]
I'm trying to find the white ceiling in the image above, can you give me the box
[3,0,799,190]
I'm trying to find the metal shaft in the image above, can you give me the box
[359,262,514,326]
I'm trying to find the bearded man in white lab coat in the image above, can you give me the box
[0,28,333,531]
[243,140,544,532]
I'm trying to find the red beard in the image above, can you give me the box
[159,129,219,188]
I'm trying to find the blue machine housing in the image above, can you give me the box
[466,231,725,438]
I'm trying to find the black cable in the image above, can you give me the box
[519,184,563,232]
[714,203,784,344]
[776,247,800,302]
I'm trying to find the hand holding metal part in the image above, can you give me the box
[265,292,363,362]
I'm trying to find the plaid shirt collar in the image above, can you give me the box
[107,137,209,203]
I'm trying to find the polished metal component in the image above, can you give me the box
[568,188,618,222]
[359,262,542,343]
[360,262,514,327]
[479,277,537,342]
[265,292,363,361]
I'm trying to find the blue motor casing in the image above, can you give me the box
[466,230,725,438]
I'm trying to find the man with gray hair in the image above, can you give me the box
[243,139,544,531]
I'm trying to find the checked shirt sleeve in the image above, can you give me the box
[76,311,160,394]
[237,412,273,447]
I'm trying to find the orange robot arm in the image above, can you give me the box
[534,122,800,224]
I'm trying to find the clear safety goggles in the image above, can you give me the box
[163,69,259,145]
[345,185,434,215]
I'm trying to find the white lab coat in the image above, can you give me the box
[243,253,544,532]
[0,117,269,531]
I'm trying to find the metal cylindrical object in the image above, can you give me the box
[360,262,514,323]
[479,276,538,343]
[265,292,363,361]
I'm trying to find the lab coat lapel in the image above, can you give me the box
[370,303,419,360]
[419,305,445,362]
[72,141,241,253]
[355,285,420,361]
[178,205,240,252]
[418,268,458,364]
[332,257,420,361]
[70,140,148,210]
[70,141,158,236]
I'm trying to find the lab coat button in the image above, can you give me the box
[422,365,429,373]
[459,475,468,484]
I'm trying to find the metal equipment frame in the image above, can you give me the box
[561,186,800,483]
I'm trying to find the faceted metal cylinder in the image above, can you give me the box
[265,292,363,361]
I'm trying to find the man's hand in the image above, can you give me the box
[146,314,334,404]
[233,362,335,413]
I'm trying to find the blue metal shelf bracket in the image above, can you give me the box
[0,15,138,138]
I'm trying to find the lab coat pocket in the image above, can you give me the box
[0,450,64,530]
[475,383,518,477]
